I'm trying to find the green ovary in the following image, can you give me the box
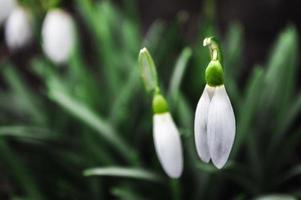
[205,60,224,86]
[152,94,169,114]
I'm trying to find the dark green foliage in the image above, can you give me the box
[0,1,300,200]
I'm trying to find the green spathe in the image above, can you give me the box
[205,60,224,86]
[138,48,158,92]
[152,94,169,114]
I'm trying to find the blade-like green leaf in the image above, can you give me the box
[0,140,44,200]
[84,167,161,182]
[2,65,46,124]
[232,67,264,156]
[0,126,56,140]
[142,20,165,55]
[168,47,192,100]
[254,194,297,200]
[48,87,137,164]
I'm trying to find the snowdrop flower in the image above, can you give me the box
[153,93,183,178]
[0,0,16,25]
[139,48,183,178]
[42,9,75,64]
[194,37,236,169]
[5,6,32,51]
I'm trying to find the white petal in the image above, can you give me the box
[153,113,183,178]
[194,85,214,162]
[0,0,16,25]
[42,9,75,64]
[5,6,32,50]
[207,85,235,169]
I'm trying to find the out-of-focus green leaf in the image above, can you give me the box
[84,167,161,182]
[110,69,140,124]
[0,140,44,200]
[142,20,165,54]
[2,65,46,124]
[267,93,301,155]
[48,87,137,164]
[232,67,264,156]
[254,194,297,200]
[223,22,244,80]
[0,126,56,140]
[122,18,141,55]
[169,47,192,100]
[262,26,297,118]
[176,92,193,132]
[111,187,146,200]
[76,0,122,98]
[223,22,244,102]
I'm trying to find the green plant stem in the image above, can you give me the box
[170,179,181,200]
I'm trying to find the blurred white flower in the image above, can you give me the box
[153,112,183,178]
[0,0,16,25]
[42,9,75,64]
[194,84,235,169]
[5,6,32,51]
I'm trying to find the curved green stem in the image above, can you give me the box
[203,37,223,64]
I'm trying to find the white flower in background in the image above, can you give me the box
[5,6,32,51]
[42,9,75,64]
[0,0,16,25]
[194,37,236,169]
[153,93,183,178]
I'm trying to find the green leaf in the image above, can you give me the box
[83,167,162,182]
[176,92,193,131]
[168,47,192,100]
[2,65,46,124]
[0,126,56,140]
[110,68,140,124]
[254,194,297,200]
[232,67,264,156]
[0,140,44,200]
[111,187,146,200]
[262,26,298,117]
[267,93,301,155]
[223,22,244,80]
[142,20,165,54]
[48,86,137,164]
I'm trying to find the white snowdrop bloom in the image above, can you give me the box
[152,94,183,178]
[42,9,75,64]
[195,84,235,169]
[153,112,183,178]
[5,6,32,51]
[0,0,16,26]
[194,38,236,169]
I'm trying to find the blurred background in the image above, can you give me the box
[0,0,301,199]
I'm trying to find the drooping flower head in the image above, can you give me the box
[42,9,75,64]
[152,92,183,178]
[0,0,16,26]
[194,37,236,169]
[5,6,33,51]
[139,48,183,178]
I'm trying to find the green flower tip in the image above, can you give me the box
[152,94,169,114]
[205,60,224,86]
